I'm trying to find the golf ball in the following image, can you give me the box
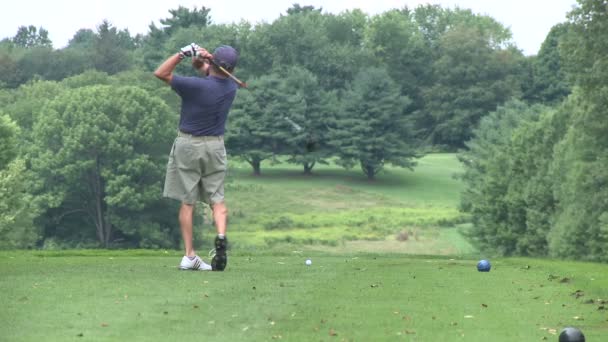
[305,259,312,266]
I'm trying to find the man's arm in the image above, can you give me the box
[154,53,182,85]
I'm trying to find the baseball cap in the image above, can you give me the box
[213,45,239,70]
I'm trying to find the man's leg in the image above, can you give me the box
[211,202,228,271]
[212,202,227,235]
[179,203,196,257]
[177,202,212,271]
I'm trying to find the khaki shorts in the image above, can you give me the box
[163,132,227,205]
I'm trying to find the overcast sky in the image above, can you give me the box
[0,0,578,56]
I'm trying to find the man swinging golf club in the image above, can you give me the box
[154,43,240,271]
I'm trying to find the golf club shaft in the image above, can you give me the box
[207,58,247,88]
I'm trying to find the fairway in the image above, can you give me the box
[2,154,607,341]
[221,154,472,254]
[1,251,607,341]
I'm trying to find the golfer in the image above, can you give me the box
[154,43,239,271]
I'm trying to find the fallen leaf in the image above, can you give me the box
[101,323,109,327]
[329,328,337,336]
[548,329,557,335]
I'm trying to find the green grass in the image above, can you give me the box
[213,154,470,254]
[1,251,607,341]
[2,153,608,341]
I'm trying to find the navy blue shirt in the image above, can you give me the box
[171,75,238,136]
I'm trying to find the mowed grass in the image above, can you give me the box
[1,250,607,341]
[3,153,607,341]
[214,154,471,254]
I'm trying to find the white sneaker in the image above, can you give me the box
[179,255,212,271]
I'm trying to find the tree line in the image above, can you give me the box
[460,0,608,262]
[0,2,592,256]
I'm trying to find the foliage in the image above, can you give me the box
[0,159,40,249]
[549,88,608,261]
[525,24,571,103]
[460,100,553,255]
[330,67,417,179]
[26,85,177,247]
[422,25,523,147]
[11,25,52,48]
[227,72,299,175]
[0,113,19,169]
[93,20,135,74]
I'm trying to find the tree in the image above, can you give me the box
[0,114,39,249]
[67,29,96,49]
[27,85,176,247]
[226,72,303,175]
[364,9,432,103]
[279,66,338,174]
[330,67,417,180]
[561,0,608,91]
[422,26,522,148]
[159,6,212,35]
[0,159,41,249]
[286,4,322,15]
[141,6,212,70]
[0,114,19,170]
[3,80,66,132]
[93,20,134,74]
[525,24,571,104]
[12,25,52,48]
[549,89,608,261]
[545,0,608,261]
[0,46,22,88]
[459,100,553,255]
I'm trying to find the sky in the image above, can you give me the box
[0,0,578,56]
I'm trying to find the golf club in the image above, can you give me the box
[283,116,302,132]
[207,58,248,88]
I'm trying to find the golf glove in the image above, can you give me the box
[179,43,201,59]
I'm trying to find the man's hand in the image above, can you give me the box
[195,47,213,60]
[179,43,201,59]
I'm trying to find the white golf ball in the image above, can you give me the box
[305,259,312,266]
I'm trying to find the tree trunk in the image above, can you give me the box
[249,158,261,176]
[303,161,315,175]
[92,158,111,247]
[361,162,376,181]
